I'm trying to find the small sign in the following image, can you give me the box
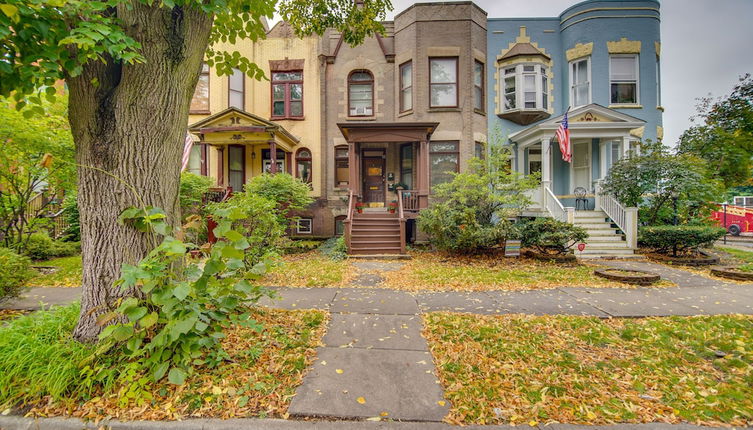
[577,243,586,252]
[505,240,521,257]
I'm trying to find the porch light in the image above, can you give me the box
[251,151,256,160]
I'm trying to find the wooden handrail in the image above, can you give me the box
[344,190,355,253]
[397,189,406,254]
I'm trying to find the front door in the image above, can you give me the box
[362,150,385,206]
[228,145,245,193]
[571,141,591,191]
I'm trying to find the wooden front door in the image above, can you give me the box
[362,150,385,206]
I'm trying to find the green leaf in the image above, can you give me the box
[0,4,18,18]
[140,312,159,328]
[113,325,134,342]
[173,283,190,300]
[168,367,186,385]
[224,230,244,242]
[125,306,148,322]
[153,362,169,381]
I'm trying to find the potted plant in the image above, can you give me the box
[388,201,398,213]
[355,202,365,213]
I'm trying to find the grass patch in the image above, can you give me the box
[1,303,327,421]
[260,251,355,287]
[383,252,672,292]
[27,255,82,287]
[717,246,753,272]
[423,312,753,426]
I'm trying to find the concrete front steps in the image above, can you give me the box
[571,210,638,259]
[349,211,406,256]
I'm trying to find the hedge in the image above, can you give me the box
[520,218,589,255]
[638,225,726,256]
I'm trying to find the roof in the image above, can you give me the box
[189,107,300,145]
[337,122,440,143]
[499,42,550,61]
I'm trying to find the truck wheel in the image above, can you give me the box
[728,224,741,236]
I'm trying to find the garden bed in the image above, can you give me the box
[644,250,720,267]
[423,312,753,426]
[521,249,577,263]
[593,268,661,285]
[709,266,753,281]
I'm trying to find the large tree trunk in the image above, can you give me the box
[67,3,214,341]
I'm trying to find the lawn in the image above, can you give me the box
[716,246,753,272]
[1,303,327,421]
[382,252,672,292]
[259,251,355,287]
[27,255,82,287]
[423,312,753,426]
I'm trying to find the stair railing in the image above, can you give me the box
[397,188,406,254]
[595,182,638,248]
[344,190,355,253]
[544,186,573,223]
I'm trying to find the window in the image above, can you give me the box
[611,141,622,165]
[429,57,458,108]
[262,149,286,173]
[334,215,346,236]
[271,71,303,118]
[656,55,661,107]
[228,68,244,110]
[400,143,413,189]
[475,142,485,160]
[502,64,549,111]
[429,141,459,188]
[335,146,349,188]
[399,61,412,112]
[610,55,639,104]
[348,70,374,116]
[473,61,484,112]
[295,148,312,185]
[570,57,590,107]
[187,143,207,176]
[528,148,542,177]
[296,218,312,234]
[190,63,210,113]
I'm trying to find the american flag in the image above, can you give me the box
[181,132,194,171]
[556,110,571,163]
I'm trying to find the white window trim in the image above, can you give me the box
[609,54,640,105]
[569,56,592,108]
[500,63,549,113]
[296,218,313,234]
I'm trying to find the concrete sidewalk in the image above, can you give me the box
[0,416,740,430]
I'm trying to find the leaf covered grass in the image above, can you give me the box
[716,246,753,272]
[260,251,355,287]
[423,312,753,426]
[27,255,82,287]
[382,252,673,292]
[1,303,327,421]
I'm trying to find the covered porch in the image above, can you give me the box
[188,107,301,193]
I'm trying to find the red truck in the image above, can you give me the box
[711,204,753,236]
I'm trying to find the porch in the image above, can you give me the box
[337,122,439,256]
[510,104,645,258]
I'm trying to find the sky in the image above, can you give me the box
[384,0,753,146]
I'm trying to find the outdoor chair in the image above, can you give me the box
[574,187,589,210]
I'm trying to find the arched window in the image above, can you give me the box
[348,70,373,116]
[295,148,312,185]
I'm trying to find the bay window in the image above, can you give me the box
[429,57,458,108]
[502,64,549,112]
[473,61,484,112]
[610,55,639,104]
[429,141,459,188]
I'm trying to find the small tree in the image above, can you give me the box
[601,140,722,225]
[418,145,539,254]
[241,173,314,226]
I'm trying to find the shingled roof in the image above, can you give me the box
[499,42,550,61]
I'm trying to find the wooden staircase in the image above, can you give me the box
[349,211,404,256]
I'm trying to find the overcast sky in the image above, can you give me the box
[384,0,753,146]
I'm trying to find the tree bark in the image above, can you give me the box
[68,3,213,341]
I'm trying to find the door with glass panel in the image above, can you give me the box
[571,141,590,191]
[228,145,245,193]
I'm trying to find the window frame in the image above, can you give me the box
[501,63,550,113]
[228,68,245,110]
[429,57,459,108]
[569,56,591,108]
[334,215,346,236]
[295,147,313,186]
[655,55,661,107]
[190,63,211,114]
[334,145,349,189]
[296,218,313,234]
[348,70,374,117]
[271,70,304,119]
[473,60,485,113]
[609,54,640,105]
[429,141,460,188]
[399,61,413,113]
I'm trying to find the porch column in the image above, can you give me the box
[541,138,551,189]
[622,135,630,158]
[348,141,357,196]
[217,147,225,187]
[417,137,430,209]
[268,140,277,174]
[599,140,607,180]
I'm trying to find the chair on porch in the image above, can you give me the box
[574,187,589,210]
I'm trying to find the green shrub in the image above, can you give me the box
[0,248,33,302]
[639,225,726,256]
[319,236,347,261]
[61,193,80,242]
[520,218,589,255]
[20,232,79,260]
[283,239,323,254]
[0,303,117,408]
[179,172,214,220]
[243,173,314,224]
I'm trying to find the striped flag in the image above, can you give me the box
[556,110,571,163]
[181,132,194,172]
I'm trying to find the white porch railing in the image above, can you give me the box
[544,186,573,223]
[595,183,638,248]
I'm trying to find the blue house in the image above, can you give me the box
[487,0,662,257]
